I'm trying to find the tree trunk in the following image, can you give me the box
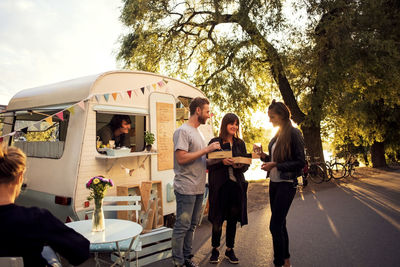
[371,141,387,168]
[300,123,324,162]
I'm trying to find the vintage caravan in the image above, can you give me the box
[1,70,214,222]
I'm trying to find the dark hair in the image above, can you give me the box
[108,115,132,131]
[189,97,209,116]
[0,145,26,184]
[219,113,239,141]
[268,99,293,162]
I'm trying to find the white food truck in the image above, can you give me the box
[1,70,214,222]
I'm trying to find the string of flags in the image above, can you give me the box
[0,79,170,142]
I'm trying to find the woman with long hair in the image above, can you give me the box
[207,113,249,264]
[258,100,305,267]
[0,145,90,267]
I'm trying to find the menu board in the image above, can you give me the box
[156,102,174,171]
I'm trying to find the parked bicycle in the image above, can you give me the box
[302,156,328,184]
[326,157,346,179]
[343,154,359,177]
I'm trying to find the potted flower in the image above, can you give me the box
[86,176,113,232]
[144,131,155,151]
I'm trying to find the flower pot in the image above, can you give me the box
[92,198,105,232]
[145,144,152,151]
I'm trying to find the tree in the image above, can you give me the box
[117,0,399,165]
[323,0,400,167]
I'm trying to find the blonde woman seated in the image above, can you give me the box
[0,145,90,267]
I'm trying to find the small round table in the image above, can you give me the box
[66,219,143,266]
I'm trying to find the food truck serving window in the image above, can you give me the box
[10,109,70,159]
[96,113,146,152]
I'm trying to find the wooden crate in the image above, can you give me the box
[116,184,140,221]
[140,181,164,231]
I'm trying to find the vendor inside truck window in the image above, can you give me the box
[97,115,131,148]
[96,113,146,152]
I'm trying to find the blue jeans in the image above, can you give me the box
[172,191,204,265]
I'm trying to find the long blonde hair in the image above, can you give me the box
[269,100,293,163]
[0,145,26,184]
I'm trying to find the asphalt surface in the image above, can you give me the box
[76,168,400,266]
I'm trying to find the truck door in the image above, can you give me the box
[149,92,176,215]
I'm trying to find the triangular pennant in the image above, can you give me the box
[30,123,38,131]
[45,116,53,125]
[95,95,101,103]
[146,85,151,92]
[163,79,169,84]
[0,137,3,142]
[157,81,164,87]
[140,87,145,94]
[104,94,110,102]
[67,106,75,115]
[127,90,132,98]
[55,111,64,121]
[134,90,138,96]
[112,93,118,101]
[152,84,157,91]
[77,101,85,111]
[21,127,28,134]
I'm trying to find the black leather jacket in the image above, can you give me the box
[262,127,306,180]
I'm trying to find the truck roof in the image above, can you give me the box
[7,70,202,111]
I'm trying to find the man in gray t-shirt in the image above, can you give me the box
[172,97,220,267]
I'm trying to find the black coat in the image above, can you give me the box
[207,137,249,226]
[262,127,306,180]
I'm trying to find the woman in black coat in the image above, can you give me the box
[207,113,249,264]
[258,100,305,267]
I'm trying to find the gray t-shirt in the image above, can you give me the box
[173,123,206,195]
[270,140,293,183]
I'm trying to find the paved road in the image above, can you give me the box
[150,168,400,267]
[78,168,400,266]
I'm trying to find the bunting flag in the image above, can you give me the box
[0,79,170,139]
[45,116,53,125]
[30,123,39,131]
[67,106,75,115]
[104,93,110,102]
[112,93,118,101]
[77,101,85,111]
[55,111,64,121]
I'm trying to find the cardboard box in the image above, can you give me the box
[208,150,232,159]
[232,156,252,165]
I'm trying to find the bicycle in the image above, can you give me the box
[343,154,359,177]
[302,156,328,184]
[326,157,346,179]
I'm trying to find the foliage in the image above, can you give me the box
[144,131,155,145]
[86,176,114,201]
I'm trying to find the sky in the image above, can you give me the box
[0,0,124,105]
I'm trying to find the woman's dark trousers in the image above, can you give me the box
[211,180,241,248]
[269,181,296,266]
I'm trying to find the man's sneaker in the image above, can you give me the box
[225,249,239,264]
[209,248,220,264]
[184,259,199,267]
